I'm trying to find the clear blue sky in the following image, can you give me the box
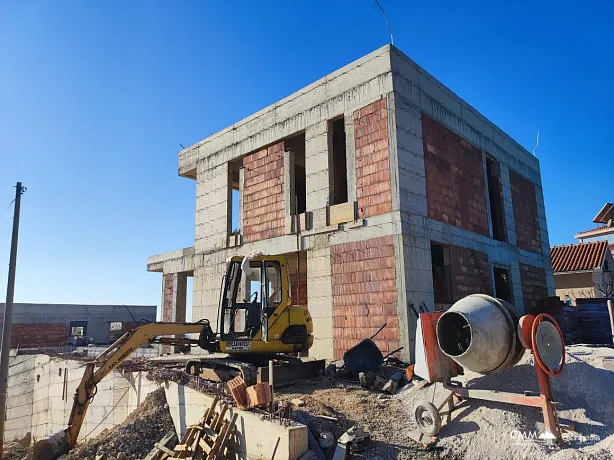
[1,1,613,315]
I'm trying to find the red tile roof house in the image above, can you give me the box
[551,202,614,304]
[551,240,614,304]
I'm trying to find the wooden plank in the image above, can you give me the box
[213,404,228,432]
[144,431,176,460]
[199,437,213,454]
[206,396,220,425]
[154,443,175,456]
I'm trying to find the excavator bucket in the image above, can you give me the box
[32,430,70,460]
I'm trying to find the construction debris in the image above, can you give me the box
[65,388,176,460]
[147,396,238,460]
[2,441,31,460]
[246,382,272,408]
[226,376,247,408]
[338,426,370,452]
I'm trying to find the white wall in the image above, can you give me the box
[4,354,158,444]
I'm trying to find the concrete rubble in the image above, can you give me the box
[64,388,175,460]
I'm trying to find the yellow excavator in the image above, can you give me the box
[33,254,319,460]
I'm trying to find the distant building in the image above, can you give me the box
[551,240,614,304]
[0,304,156,348]
[575,203,614,246]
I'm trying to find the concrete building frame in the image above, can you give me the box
[148,45,554,361]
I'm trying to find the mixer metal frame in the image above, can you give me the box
[413,311,566,445]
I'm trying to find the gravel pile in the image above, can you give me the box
[2,442,31,460]
[65,388,176,460]
[398,345,614,460]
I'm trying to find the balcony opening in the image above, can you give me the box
[286,133,306,215]
[330,117,348,205]
[431,242,453,308]
[228,160,242,246]
[486,156,506,242]
[494,266,513,303]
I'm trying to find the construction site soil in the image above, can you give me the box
[4,345,613,460]
[280,377,441,459]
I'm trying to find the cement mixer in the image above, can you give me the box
[412,294,566,444]
[436,294,525,374]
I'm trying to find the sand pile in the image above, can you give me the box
[65,388,176,460]
[398,345,614,459]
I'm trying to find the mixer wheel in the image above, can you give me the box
[414,401,441,436]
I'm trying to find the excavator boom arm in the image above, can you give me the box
[33,321,212,460]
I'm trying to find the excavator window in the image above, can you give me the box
[220,259,283,339]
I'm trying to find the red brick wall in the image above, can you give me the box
[422,114,489,236]
[510,171,541,254]
[242,141,285,243]
[354,99,392,218]
[331,236,400,359]
[290,281,308,307]
[449,246,492,302]
[519,263,548,314]
[10,323,68,348]
[162,273,174,322]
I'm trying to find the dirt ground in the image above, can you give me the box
[278,376,448,460]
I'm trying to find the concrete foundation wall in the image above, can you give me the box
[4,355,158,444]
[164,382,308,460]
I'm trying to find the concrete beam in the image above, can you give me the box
[147,247,195,274]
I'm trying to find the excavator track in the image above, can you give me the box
[185,356,258,386]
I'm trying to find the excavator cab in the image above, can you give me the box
[218,255,313,354]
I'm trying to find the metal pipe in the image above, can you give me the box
[0,182,25,457]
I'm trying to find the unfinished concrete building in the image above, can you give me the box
[148,45,554,361]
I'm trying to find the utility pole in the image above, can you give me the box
[0,182,25,456]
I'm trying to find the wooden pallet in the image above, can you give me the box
[145,396,238,460]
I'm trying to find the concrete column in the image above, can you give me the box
[162,273,188,353]
[305,121,330,228]
[343,113,357,203]
[499,164,517,246]
[306,237,333,359]
[284,149,296,234]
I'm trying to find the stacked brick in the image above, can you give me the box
[510,171,541,254]
[519,263,548,314]
[422,114,489,236]
[354,99,392,218]
[331,236,400,359]
[242,141,286,243]
[9,323,68,348]
[449,246,492,302]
